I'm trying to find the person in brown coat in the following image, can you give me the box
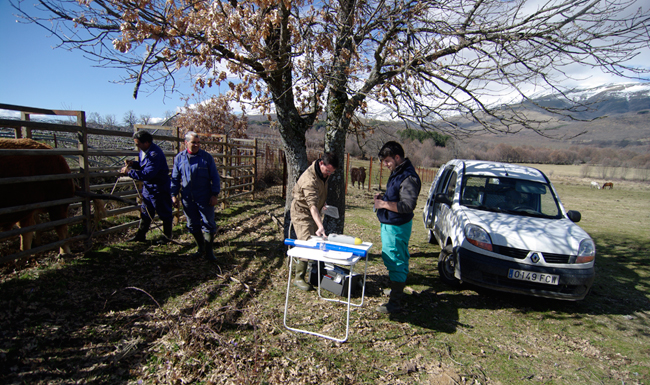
[289,152,339,290]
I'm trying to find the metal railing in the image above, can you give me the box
[0,103,257,264]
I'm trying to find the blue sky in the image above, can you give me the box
[0,1,194,123]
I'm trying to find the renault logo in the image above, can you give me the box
[531,253,540,263]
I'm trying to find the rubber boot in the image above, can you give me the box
[189,232,205,258]
[293,260,312,291]
[204,232,217,261]
[377,281,406,314]
[154,220,173,245]
[128,217,151,242]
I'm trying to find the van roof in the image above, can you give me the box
[456,160,548,183]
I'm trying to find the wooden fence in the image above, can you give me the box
[343,153,437,193]
[0,103,257,264]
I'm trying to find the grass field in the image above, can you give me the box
[0,169,648,384]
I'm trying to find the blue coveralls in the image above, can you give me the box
[128,142,173,222]
[170,149,221,234]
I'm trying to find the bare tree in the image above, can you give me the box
[11,0,649,233]
[87,112,102,129]
[140,114,151,125]
[103,114,117,130]
[123,110,137,130]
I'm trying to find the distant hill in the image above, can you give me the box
[530,83,650,119]
[230,83,650,153]
[461,83,650,152]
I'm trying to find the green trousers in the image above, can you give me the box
[380,220,412,283]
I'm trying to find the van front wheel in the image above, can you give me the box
[438,245,461,287]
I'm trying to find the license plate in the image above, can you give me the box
[508,269,559,285]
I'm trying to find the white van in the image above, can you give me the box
[423,160,595,300]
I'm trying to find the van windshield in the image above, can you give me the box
[460,175,562,218]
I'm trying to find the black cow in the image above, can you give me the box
[350,167,366,189]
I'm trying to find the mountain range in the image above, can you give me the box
[531,82,650,118]
[247,82,649,152]
[454,82,650,152]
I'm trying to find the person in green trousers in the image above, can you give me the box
[374,142,421,313]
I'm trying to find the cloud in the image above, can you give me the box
[149,117,166,124]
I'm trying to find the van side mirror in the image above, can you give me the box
[566,210,581,223]
[435,193,452,206]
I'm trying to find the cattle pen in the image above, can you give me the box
[0,103,259,264]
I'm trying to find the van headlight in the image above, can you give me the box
[575,239,596,263]
[465,224,493,252]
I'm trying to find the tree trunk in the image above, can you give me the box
[272,90,313,238]
[277,118,310,239]
[322,0,358,235]
[323,132,346,235]
[323,91,354,235]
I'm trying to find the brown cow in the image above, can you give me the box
[350,167,366,188]
[0,138,104,256]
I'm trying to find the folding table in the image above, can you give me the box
[283,240,372,343]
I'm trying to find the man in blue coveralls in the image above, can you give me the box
[170,131,221,261]
[120,131,174,243]
[373,141,421,314]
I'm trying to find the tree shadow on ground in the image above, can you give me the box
[0,198,286,385]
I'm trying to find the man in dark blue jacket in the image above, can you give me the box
[120,131,174,243]
[373,141,421,314]
[170,131,221,261]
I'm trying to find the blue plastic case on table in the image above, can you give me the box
[284,238,368,257]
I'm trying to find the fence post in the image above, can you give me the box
[345,153,350,195]
[174,126,181,154]
[221,134,230,209]
[236,141,240,194]
[19,111,32,139]
[264,144,269,175]
[282,150,287,199]
[253,138,258,199]
[76,110,93,247]
[368,157,373,192]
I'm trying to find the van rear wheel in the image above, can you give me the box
[438,245,461,287]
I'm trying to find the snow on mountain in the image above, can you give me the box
[522,82,650,119]
[562,82,650,102]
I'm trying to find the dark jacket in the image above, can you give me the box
[128,142,171,197]
[377,158,421,225]
[170,149,221,204]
